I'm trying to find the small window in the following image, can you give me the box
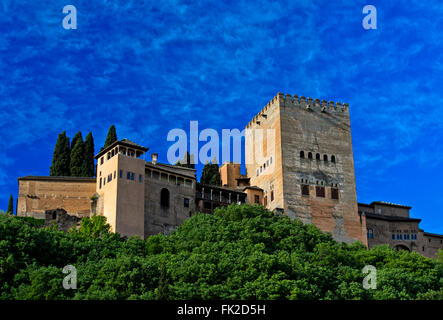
[114,171,116,179]
[404,234,410,240]
[119,170,123,178]
[316,186,325,198]
[331,188,339,200]
[308,152,313,159]
[316,153,320,160]
[139,174,143,183]
[257,169,259,176]
[422,246,425,252]
[263,163,266,169]
[397,234,402,240]
[52,212,56,220]
[161,188,170,208]
[99,178,102,189]
[331,155,336,163]
[323,155,328,161]
[270,191,274,202]
[254,195,260,204]
[264,196,267,206]
[184,198,190,208]
[300,151,305,158]
[270,157,272,164]
[392,234,395,240]
[367,228,374,239]
[301,185,310,196]
[428,238,431,243]
[260,166,262,173]
[127,172,131,180]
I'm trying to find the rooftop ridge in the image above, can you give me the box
[246,92,350,128]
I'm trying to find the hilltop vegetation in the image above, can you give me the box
[0,204,442,300]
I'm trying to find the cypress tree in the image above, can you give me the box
[200,159,221,185]
[103,125,117,149]
[156,259,169,300]
[84,132,95,177]
[70,133,85,177]
[50,131,71,176]
[7,194,13,215]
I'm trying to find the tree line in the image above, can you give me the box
[49,125,117,177]
[0,204,442,300]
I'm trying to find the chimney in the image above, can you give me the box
[151,153,158,165]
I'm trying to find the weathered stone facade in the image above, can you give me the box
[16,92,442,258]
[246,93,366,244]
[17,176,96,218]
[360,201,443,259]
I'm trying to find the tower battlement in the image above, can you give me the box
[246,92,349,128]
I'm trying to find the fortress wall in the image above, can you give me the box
[17,177,96,218]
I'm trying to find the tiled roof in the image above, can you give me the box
[145,162,196,179]
[364,212,421,223]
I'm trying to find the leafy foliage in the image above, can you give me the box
[200,160,221,186]
[7,194,13,215]
[49,131,70,176]
[0,205,442,300]
[84,132,95,177]
[70,132,87,177]
[103,125,117,149]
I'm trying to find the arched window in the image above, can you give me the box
[323,154,328,161]
[308,152,313,159]
[160,188,170,208]
[331,155,336,163]
[300,151,305,158]
[316,153,320,160]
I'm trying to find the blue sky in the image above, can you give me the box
[0,1,442,233]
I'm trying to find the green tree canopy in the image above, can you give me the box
[70,133,86,176]
[7,194,13,215]
[0,204,442,300]
[84,132,95,177]
[49,131,70,176]
[200,159,221,185]
[103,125,117,149]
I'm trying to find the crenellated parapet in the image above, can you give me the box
[246,92,350,128]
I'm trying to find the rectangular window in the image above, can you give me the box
[131,172,135,180]
[139,174,143,183]
[257,169,259,176]
[119,170,123,178]
[397,234,402,240]
[392,234,395,240]
[301,185,310,196]
[404,234,410,240]
[100,157,104,165]
[127,172,131,180]
[270,191,274,202]
[367,228,374,239]
[316,186,325,198]
[254,195,260,204]
[114,171,116,179]
[264,196,267,206]
[184,198,190,208]
[99,178,102,189]
[331,188,339,200]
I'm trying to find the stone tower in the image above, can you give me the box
[246,92,367,245]
[94,139,148,238]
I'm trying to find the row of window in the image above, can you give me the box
[300,151,336,163]
[146,169,193,188]
[99,170,143,189]
[301,185,339,200]
[256,156,273,176]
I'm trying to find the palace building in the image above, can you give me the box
[16,92,443,259]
